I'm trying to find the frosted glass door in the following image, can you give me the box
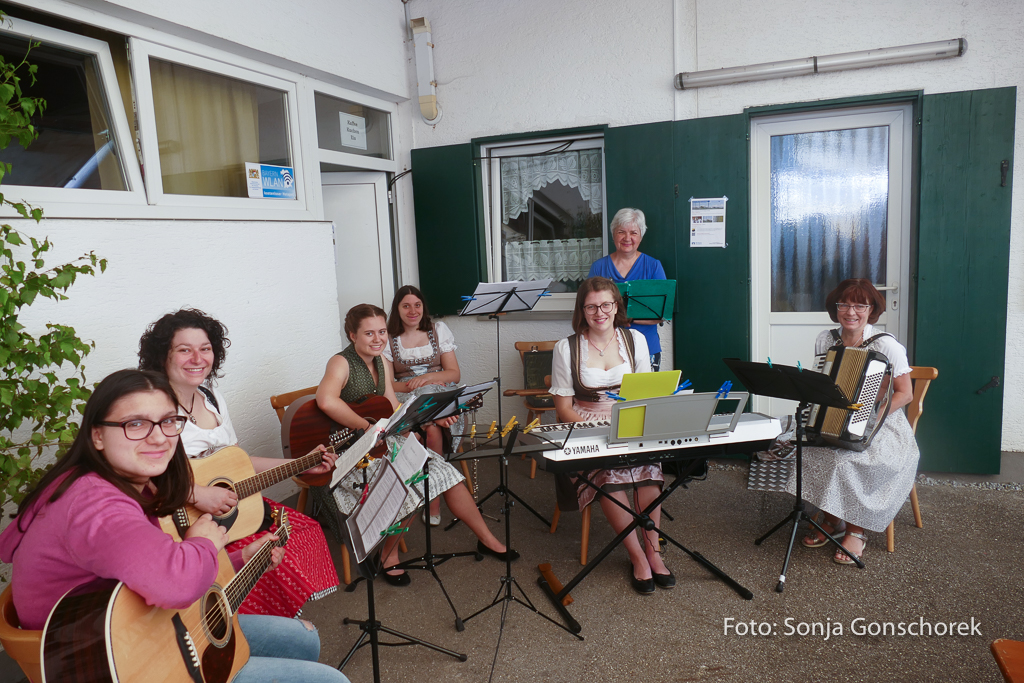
[751,105,912,417]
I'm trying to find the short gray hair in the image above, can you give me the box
[610,208,647,237]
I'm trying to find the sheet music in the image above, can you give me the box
[392,434,429,482]
[345,459,409,564]
[330,418,388,488]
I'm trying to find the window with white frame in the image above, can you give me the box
[130,39,309,213]
[0,17,144,205]
[482,136,606,293]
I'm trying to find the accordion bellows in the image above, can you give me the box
[806,345,892,451]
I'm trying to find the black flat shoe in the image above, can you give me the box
[652,570,676,589]
[382,570,411,587]
[630,570,656,595]
[477,541,520,562]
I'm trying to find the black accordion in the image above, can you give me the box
[805,345,893,451]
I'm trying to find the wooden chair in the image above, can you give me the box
[550,502,593,566]
[992,639,1024,682]
[0,585,42,683]
[503,341,558,479]
[271,385,354,585]
[885,366,937,552]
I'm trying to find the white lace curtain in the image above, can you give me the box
[500,150,602,224]
[504,238,602,282]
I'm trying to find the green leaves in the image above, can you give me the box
[0,33,99,508]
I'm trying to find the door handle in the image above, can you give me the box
[874,283,898,292]
[976,376,1000,394]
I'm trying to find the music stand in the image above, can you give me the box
[456,279,553,528]
[387,384,495,631]
[615,278,676,321]
[722,358,866,593]
[338,459,467,683]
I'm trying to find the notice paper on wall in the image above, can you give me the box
[245,163,297,200]
[689,197,727,248]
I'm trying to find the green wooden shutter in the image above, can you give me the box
[916,86,1016,473]
[672,114,752,392]
[410,143,483,315]
[605,121,677,280]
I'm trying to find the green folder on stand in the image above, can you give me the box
[615,279,676,321]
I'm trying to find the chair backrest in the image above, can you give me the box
[514,341,557,391]
[270,385,318,424]
[906,366,938,434]
[0,585,42,683]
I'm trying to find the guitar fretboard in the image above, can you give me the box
[226,514,292,612]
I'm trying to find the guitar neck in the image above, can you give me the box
[225,522,291,613]
[234,450,324,500]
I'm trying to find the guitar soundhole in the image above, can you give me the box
[201,587,232,647]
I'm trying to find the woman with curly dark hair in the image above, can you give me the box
[139,308,339,618]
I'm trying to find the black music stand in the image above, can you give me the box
[722,358,866,593]
[387,385,495,631]
[455,279,553,528]
[338,459,467,683]
[459,425,582,682]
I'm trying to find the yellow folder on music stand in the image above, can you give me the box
[616,370,682,438]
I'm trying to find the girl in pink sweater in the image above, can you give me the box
[0,369,348,683]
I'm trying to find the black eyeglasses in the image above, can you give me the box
[583,302,616,314]
[97,416,188,440]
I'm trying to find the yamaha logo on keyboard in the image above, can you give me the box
[564,444,600,456]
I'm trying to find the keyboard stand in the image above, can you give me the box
[537,457,753,634]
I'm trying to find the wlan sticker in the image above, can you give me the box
[245,163,296,200]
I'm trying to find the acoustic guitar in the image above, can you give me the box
[42,510,291,683]
[159,428,356,543]
[284,395,395,487]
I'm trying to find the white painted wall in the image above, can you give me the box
[11,219,342,501]
[397,0,1024,450]
[83,0,410,100]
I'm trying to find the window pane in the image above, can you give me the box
[0,35,128,190]
[150,58,290,197]
[770,126,889,312]
[499,150,603,292]
[314,92,391,159]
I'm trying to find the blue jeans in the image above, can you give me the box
[234,615,349,683]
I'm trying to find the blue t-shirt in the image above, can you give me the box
[587,253,667,354]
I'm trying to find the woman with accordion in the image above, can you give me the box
[789,279,920,564]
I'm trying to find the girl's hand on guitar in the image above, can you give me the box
[186,514,231,552]
[305,445,338,475]
[192,484,239,516]
[241,533,285,570]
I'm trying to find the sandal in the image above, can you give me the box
[833,531,867,565]
[801,521,846,548]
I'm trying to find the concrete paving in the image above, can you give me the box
[298,457,1024,683]
[3,455,1022,683]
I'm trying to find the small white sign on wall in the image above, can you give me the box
[690,196,728,248]
[340,113,367,150]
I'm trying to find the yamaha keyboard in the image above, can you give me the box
[525,412,782,473]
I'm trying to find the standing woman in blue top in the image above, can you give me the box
[587,208,668,370]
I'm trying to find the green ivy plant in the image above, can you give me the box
[0,20,107,507]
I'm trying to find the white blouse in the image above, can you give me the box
[550,328,651,397]
[382,321,457,366]
[814,324,912,378]
[179,386,237,458]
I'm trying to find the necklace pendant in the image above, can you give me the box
[189,415,197,425]
[598,349,604,356]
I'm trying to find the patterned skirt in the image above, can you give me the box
[230,498,339,617]
[570,399,664,511]
[785,408,920,532]
[332,434,465,522]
